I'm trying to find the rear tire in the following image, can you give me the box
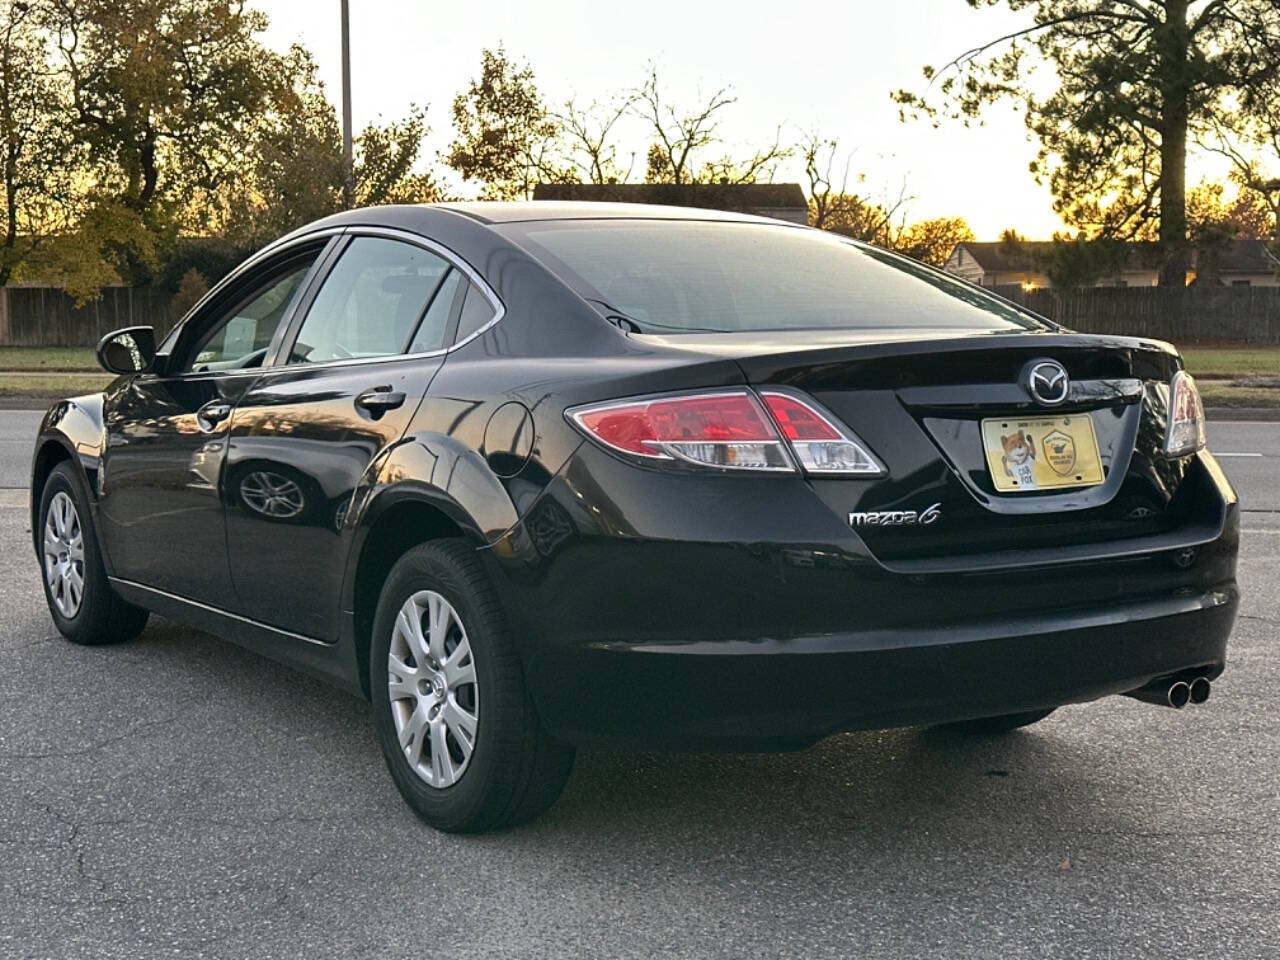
[370,539,574,833]
[941,708,1055,735]
[38,462,149,645]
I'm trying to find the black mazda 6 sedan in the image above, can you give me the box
[31,202,1239,832]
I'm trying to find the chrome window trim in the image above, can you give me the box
[148,224,507,382]
[346,225,506,351]
[154,229,344,382]
[158,227,346,357]
[264,226,507,375]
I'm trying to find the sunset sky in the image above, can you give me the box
[259,0,1232,239]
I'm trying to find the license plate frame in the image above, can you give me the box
[980,414,1104,493]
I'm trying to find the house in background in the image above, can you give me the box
[532,182,809,225]
[944,238,1280,288]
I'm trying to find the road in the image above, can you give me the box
[1,408,1278,958]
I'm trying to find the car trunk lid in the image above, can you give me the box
[646,330,1206,565]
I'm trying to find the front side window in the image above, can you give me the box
[501,220,1047,334]
[289,237,449,364]
[187,259,315,372]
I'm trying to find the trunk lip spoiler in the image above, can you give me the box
[897,377,1143,412]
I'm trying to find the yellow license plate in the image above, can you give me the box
[981,415,1104,492]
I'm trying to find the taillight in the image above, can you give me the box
[760,391,884,475]
[1164,370,1206,457]
[568,390,793,471]
[568,388,886,476]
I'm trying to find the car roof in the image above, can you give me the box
[263,200,807,268]
[429,200,798,226]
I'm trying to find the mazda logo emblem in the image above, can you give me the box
[1023,359,1070,406]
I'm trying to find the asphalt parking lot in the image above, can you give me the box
[1,409,1278,959]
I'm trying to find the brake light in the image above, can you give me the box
[760,391,885,475]
[1164,370,1206,457]
[569,388,887,476]
[569,391,793,471]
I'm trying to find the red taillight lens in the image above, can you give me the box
[760,391,884,475]
[569,388,886,475]
[1164,370,1206,457]
[569,391,793,471]
[760,393,842,441]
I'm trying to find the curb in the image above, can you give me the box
[1206,407,1280,422]
[0,398,56,410]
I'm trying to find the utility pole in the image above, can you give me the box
[340,0,354,209]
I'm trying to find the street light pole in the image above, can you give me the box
[340,0,354,209]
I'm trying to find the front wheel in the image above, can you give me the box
[370,539,574,833]
[38,462,149,645]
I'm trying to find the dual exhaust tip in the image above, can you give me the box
[1126,675,1212,709]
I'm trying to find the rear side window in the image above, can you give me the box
[501,220,1045,334]
[289,237,448,364]
[408,268,463,354]
[454,282,497,344]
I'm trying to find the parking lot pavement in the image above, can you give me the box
[0,410,40,490]
[1,411,1278,958]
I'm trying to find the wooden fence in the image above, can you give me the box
[991,284,1280,343]
[4,282,1280,347]
[0,286,177,348]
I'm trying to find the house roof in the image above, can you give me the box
[1205,237,1278,274]
[531,182,808,212]
[955,238,1277,275]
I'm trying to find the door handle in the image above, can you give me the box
[196,400,233,432]
[355,387,406,416]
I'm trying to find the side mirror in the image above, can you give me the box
[96,326,156,375]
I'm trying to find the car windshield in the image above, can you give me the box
[502,219,1046,334]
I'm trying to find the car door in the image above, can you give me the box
[222,230,481,640]
[97,239,333,608]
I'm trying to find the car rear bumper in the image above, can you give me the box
[521,584,1236,748]
[485,444,1240,749]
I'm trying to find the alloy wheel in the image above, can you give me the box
[43,491,85,618]
[387,590,480,788]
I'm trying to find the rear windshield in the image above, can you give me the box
[501,219,1046,334]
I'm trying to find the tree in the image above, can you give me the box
[24,197,158,302]
[1040,233,1129,287]
[801,133,910,241]
[217,44,345,251]
[169,265,208,316]
[1205,103,1280,240]
[353,109,441,206]
[40,0,292,283]
[893,216,976,266]
[1182,179,1276,282]
[555,95,636,184]
[0,0,74,285]
[894,1,1280,285]
[205,47,441,259]
[447,46,558,200]
[1186,180,1271,244]
[636,65,787,185]
[45,0,287,215]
